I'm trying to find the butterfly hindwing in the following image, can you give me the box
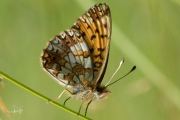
[41,29,94,88]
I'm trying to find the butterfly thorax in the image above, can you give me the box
[68,83,111,101]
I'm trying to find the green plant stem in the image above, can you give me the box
[0,71,92,120]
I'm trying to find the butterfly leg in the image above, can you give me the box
[78,101,84,116]
[78,92,92,116]
[85,99,92,116]
[63,97,71,106]
[47,89,66,103]
[63,89,75,106]
[78,99,89,116]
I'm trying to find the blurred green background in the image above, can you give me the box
[0,0,180,120]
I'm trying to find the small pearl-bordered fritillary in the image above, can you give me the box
[41,3,136,116]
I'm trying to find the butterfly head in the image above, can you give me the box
[93,86,111,100]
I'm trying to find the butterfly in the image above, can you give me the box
[41,3,136,116]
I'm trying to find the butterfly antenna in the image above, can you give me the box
[105,58,125,86]
[106,65,136,88]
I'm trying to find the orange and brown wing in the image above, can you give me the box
[72,3,112,84]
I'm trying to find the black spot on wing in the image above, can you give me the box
[90,35,96,40]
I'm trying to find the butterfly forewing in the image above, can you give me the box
[72,3,111,85]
